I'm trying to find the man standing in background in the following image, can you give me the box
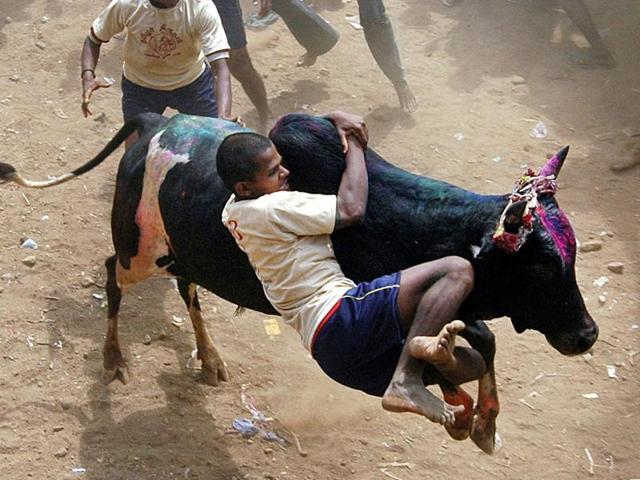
[260,0,418,113]
[213,0,272,131]
[81,0,234,147]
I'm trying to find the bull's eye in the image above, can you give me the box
[530,261,560,279]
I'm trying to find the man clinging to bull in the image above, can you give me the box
[217,112,485,425]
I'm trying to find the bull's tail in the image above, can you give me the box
[0,112,165,189]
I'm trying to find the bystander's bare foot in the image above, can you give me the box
[394,82,418,113]
[296,52,318,67]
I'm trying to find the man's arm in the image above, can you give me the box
[80,37,112,117]
[335,135,368,230]
[210,58,232,120]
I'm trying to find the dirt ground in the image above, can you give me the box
[0,0,638,479]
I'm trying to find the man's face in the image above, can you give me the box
[238,144,290,198]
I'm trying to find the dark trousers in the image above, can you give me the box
[358,0,406,86]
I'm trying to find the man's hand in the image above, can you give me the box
[258,0,273,17]
[81,74,112,117]
[324,111,368,153]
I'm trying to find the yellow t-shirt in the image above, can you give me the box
[222,192,356,350]
[91,0,229,90]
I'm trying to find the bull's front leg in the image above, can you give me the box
[471,367,499,453]
[442,383,475,441]
[177,280,229,386]
[103,255,130,384]
[460,320,499,454]
[422,348,486,442]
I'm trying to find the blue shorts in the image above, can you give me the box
[312,272,405,397]
[212,0,247,50]
[121,66,217,122]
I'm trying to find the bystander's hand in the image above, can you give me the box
[81,71,112,117]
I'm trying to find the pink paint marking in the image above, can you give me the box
[130,133,191,280]
[536,205,576,266]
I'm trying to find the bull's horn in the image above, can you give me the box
[539,145,569,179]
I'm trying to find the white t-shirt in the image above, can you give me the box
[222,191,356,350]
[91,0,230,90]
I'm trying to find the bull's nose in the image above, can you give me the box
[572,322,599,354]
[547,320,599,355]
[582,322,599,350]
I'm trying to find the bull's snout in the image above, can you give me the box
[546,320,599,356]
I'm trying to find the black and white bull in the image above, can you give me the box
[0,112,597,454]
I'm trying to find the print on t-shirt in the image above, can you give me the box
[141,24,183,59]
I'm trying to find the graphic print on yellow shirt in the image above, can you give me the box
[140,24,183,60]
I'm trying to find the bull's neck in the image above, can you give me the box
[368,160,508,247]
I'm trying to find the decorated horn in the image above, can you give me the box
[539,145,569,179]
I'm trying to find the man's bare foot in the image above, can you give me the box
[296,52,318,67]
[382,378,464,425]
[394,82,418,113]
[408,320,465,366]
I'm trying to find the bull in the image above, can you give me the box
[0,112,597,454]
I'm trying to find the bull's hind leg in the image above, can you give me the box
[177,280,229,386]
[461,320,499,454]
[103,255,130,384]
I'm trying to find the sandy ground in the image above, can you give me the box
[0,0,639,479]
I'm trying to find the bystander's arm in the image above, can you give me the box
[80,37,111,117]
[210,58,232,120]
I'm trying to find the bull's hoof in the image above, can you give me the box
[443,391,474,441]
[445,411,473,441]
[445,422,472,441]
[471,409,498,454]
[102,364,130,385]
[201,359,230,386]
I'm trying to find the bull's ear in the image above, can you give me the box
[503,200,528,233]
[539,145,569,179]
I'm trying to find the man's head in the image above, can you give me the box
[216,132,290,199]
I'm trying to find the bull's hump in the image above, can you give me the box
[158,114,250,155]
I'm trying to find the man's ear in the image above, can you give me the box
[235,181,253,198]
